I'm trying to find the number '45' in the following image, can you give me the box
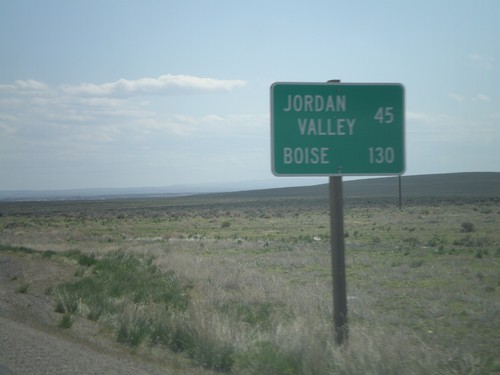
[374,107,394,124]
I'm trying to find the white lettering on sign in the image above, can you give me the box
[298,118,355,136]
[283,147,330,165]
[374,107,394,124]
[369,147,395,164]
[271,83,404,175]
[283,95,346,112]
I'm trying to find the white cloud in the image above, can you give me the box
[0,73,249,139]
[137,113,266,139]
[468,53,495,70]
[0,98,22,106]
[60,74,247,97]
[473,94,490,103]
[0,73,258,189]
[449,93,492,103]
[449,93,465,102]
[0,79,49,92]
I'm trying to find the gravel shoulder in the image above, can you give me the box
[0,252,205,375]
[0,315,169,375]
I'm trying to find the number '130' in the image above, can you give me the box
[369,147,395,164]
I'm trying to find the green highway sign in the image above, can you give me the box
[271,82,405,176]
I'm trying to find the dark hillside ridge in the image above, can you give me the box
[216,172,500,199]
[347,172,500,198]
[1,172,498,202]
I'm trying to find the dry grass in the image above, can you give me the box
[1,197,499,374]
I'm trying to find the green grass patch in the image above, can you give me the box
[61,250,97,267]
[235,341,305,375]
[53,250,191,347]
[0,244,35,254]
[59,313,74,329]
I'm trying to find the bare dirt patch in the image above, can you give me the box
[0,252,75,326]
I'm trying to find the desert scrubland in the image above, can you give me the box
[1,188,499,374]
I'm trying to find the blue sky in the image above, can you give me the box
[1,0,499,190]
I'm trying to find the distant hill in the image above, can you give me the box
[216,173,500,200]
[1,173,498,202]
[346,172,500,198]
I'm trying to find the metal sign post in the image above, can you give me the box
[270,80,405,346]
[329,175,348,345]
[327,80,347,346]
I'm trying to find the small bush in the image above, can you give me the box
[460,222,475,233]
[59,313,74,329]
[186,331,235,372]
[409,259,424,268]
[453,235,491,248]
[221,220,231,228]
[117,309,151,348]
[62,250,97,267]
[16,282,30,294]
[150,316,196,352]
[74,268,85,277]
[78,253,97,267]
[403,237,420,247]
[427,235,447,248]
[41,250,57,258]
[236,341,303,375]
[150,315,235,371]
[54,290,79,314]
[0,244,34,254]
